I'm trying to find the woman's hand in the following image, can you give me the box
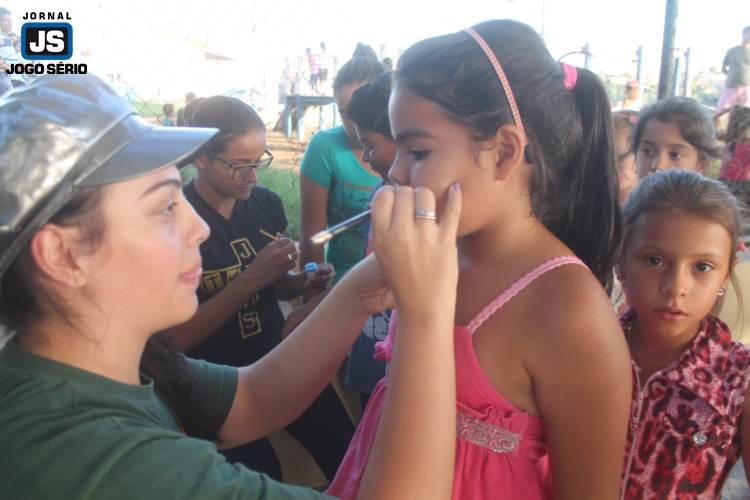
[370,184,462,317]
[303,263,335,293]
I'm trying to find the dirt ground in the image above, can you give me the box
[267,130,306,171]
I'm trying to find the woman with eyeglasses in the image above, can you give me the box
[169,95,355,482]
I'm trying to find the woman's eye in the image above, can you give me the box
[162,201,178,216]
[639,147,654,157]
[669,151,685,160]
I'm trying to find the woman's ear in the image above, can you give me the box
[29,224,89,289]
[489,124,528,181]
[195,155,209,170]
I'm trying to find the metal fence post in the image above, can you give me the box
[682,47,691,97]
[658,0,679,99]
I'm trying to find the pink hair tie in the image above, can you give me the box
[560,62,578,91]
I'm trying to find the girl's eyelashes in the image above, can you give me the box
[640,254,716,273]
[644,255,664,267]
[695,262,715,273]
[409,149,429,161]
[639,146,654,157]
[669,151,685,160]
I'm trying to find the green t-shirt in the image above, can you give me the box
[301,126,381,282]
[0,341,330,500]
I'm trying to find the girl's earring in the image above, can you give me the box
[718,287,727,297]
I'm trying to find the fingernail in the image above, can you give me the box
[452,182,461,192]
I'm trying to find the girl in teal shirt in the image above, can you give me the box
[300,55,385,283]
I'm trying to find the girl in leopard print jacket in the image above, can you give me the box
[618,170,750,499]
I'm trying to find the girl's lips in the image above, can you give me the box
[655,307,687,321]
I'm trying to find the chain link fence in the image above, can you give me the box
[55,0,371,240]
[6,3,731,238]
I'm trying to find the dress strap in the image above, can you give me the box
[467,256,588,335]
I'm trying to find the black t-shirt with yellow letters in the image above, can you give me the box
[184,182,287,366]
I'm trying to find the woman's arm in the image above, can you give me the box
[219,185,462,499]
[357,185,461,499]
[217,253,389,446]
[532,281,632,500]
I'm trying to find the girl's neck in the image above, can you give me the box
[18,317,147,385]
[628,316,701,381]
[195,176,236,220]
[458,211,562,266]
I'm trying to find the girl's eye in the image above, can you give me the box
[669,151,685,160]
[409,149,429,161]
[695,262,714,273]
[645,255,663,266]
[639,147,654,157]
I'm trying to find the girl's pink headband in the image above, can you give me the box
[463,28,527,143]
[463,28,580,145]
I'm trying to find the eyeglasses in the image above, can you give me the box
[208,150,273,178]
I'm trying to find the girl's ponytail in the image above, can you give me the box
[562,68,623,288]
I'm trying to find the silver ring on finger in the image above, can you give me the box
[414,209,437,221]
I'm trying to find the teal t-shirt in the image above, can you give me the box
[300,126,381,281]
[0,341,330,500]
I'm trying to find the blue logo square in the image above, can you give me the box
[21,22,73,60]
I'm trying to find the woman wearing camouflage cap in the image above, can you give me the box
[0,74,461,499]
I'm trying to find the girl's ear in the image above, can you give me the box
[695,156,708,175]
[615,264,626,281]
[488,123,527,181]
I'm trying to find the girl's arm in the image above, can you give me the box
[299,176,328,275]
[741,384,750,484]
[531,280,632,500]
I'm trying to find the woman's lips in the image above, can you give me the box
[180,266,203,285]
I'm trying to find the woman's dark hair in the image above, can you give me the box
[183,96,205,126]
[632,97,721,163]
[395,19,622,287]
[725,106,750,154]
[623,169,743,316]
[333,57,386,94]
[162,103,174,116]
[352,42,378,60]
[0,189,223,440]
[191,95,265,155]
[347,72,393,138]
